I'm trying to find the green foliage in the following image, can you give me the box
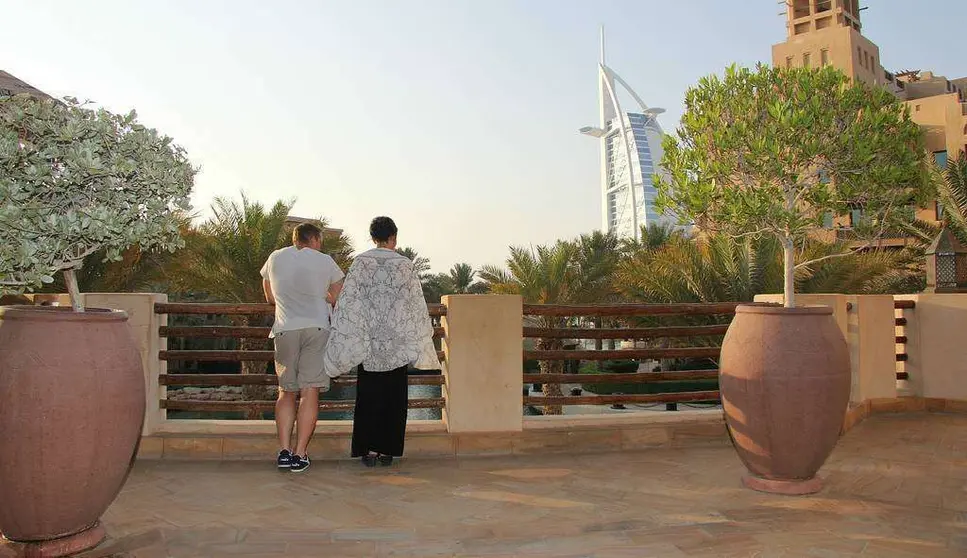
[448,263,487,294]
[479,232,621,309]
[657,64,927,239]
[0,95,195,292]
[622,223,690,253]
[655,64,929,304]
[165,194,353,303]
[600,360,639,374]
[936,157,967,245]
[396,247,431,278]
[479,242,580,306]
[615,233,922,305]
[421,263,488,303]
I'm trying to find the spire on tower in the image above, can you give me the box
[599,25,605,65]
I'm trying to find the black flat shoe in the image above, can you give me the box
[377,454,394,467]
[361,455,377,467]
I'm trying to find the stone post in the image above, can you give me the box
[440,294,523,433]
[896,294,967,408]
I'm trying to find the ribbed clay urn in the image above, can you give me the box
[0,306,145,556]
[719,304,850,495]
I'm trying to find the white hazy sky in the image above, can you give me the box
[2,1,964,272]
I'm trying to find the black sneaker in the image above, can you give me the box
[277,449,293,469]
[290,454,310,473]
[377,454,394,467]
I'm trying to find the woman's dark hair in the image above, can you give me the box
[370,216,398,242]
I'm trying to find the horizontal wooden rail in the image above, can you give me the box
[522,303,743,317]
[896,354,908,362]
[155,302,447,317]
[159,325,446,339]
[160,350,445,362]
[161,350,272,362]
[524,347,720,361]
[894,300,916,310]
[161,398,446,413]
[160,374,445,387]
[522,370,719,384]
[155,303,273,315]
[895,317,907,327]
[525,390,720,406]
[522,325,729,340]
[160,326,271,338]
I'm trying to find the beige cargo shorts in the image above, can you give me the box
[273,327,330,392]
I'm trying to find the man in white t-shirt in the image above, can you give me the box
[260,223,345,473]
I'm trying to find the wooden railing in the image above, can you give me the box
[155,302,447,418]
[154,298,913,420]
[895,299,914,381]
[521,303,743,410]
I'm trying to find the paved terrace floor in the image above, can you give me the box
[4,413,967,557]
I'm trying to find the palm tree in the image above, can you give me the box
[164,194,353,414]
[397,246,446,302]
[416,263,486,303]
[168,195,353,299]
[448,263,487,294]
[481,241,598,414]
[905,157,967,245]
[616,233,918,308]
[622,223,690,253]
[935,156,967,244]
[396,247,431,278]
[572,231,623,356]
[881,156,967,293]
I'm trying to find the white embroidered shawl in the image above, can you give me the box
[323,248,439,377]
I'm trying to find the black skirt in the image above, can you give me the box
[351,364,408,457]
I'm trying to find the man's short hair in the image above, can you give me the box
[292,222,323,246]
[369,216,398,242]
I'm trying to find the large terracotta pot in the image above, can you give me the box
[720,304,850,495]
[0,306,145,556]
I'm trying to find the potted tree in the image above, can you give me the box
[0,94,193,555]
[656,65,928,494]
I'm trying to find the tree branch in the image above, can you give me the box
[729,228,774,239]
[794,248,864,269]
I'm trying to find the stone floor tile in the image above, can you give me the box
[4,414,965,557]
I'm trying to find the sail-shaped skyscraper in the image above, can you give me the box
[580,29,674,241]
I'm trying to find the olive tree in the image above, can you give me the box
[0,95,194,310]
[656,64,929,307]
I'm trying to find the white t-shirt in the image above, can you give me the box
[260,246,345,337]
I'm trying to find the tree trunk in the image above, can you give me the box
[536,337,564,415]
[782,235,796,309]
[241,314,271,419]
[63,269,84,312]
[593,317,603,371]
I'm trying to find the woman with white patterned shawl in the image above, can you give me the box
[323,216,439,467]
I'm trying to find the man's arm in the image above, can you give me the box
[327,279,344,305]
[263,279,276,305]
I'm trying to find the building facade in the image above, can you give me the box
[772,0,967,234]
[581,30,674,241]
